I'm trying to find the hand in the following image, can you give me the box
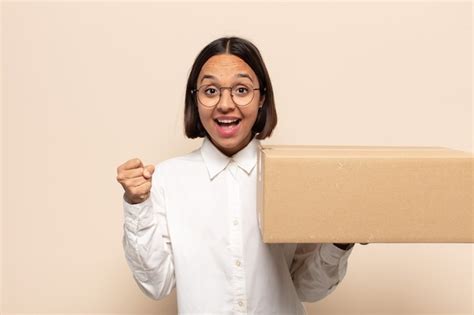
[116,158,155,204]
[333,243,354,250]
[333,243,369,250]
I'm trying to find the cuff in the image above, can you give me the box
[320,243,354,265]
[123,195,152,220]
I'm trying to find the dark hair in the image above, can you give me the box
[184,36,277,140]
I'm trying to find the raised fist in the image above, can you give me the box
[116,158,155,204]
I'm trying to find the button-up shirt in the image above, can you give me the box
[122,136,353,314]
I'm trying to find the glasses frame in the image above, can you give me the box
[191,85,266,108]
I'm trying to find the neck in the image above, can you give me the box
[211,133,254,157]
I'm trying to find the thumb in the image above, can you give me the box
[143,164,155,179]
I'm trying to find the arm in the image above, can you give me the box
[290,243,353,302]
[122,170,176,300]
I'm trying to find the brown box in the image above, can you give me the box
[256,145,473,243]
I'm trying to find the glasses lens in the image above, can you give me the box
[197,85,219,107]
[232,84,254,106]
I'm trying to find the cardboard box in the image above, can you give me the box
[256,145,473,243]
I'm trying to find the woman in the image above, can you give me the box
[116,36,355,314]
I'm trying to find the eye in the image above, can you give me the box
[234,85,250,95]
[203,86,219,96]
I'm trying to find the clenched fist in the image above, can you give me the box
[116,158,155,204]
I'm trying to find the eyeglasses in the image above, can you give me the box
[191,84,265,108]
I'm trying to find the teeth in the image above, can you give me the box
[217,119,239,123]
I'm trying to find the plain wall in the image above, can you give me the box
[2,1,472,314]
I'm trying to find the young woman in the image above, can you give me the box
[116,36,355,314]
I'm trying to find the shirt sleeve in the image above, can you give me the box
[289,243,353,303]
[121,167,176,300]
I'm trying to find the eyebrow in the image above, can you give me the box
[200,73,254,83]
[236,73,254,82]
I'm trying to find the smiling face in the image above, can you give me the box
[196,54,265,157]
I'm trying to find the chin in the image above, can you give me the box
[209,131,250,151]
[213,135,240,147]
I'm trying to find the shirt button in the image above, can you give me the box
[238,300,244,307]
[235,260,241,267]
[233,219,238,226]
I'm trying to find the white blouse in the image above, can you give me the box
[122,136,353,314]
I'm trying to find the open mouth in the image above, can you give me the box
[214,118,242,127]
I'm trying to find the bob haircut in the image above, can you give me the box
[184,36,277,140]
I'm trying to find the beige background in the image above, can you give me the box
[1,1,473,314]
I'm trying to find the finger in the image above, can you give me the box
[121,158,144,171]
[118,167,145,181]
[143,164,155,179]
[123,176,149,188]
[129,181,152,198]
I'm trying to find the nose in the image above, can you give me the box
[216,88,236,112]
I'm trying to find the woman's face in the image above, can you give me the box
[196,54,265,157]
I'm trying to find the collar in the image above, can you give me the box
[200,136,260,180]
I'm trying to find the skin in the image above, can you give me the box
[196,54,265,157]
